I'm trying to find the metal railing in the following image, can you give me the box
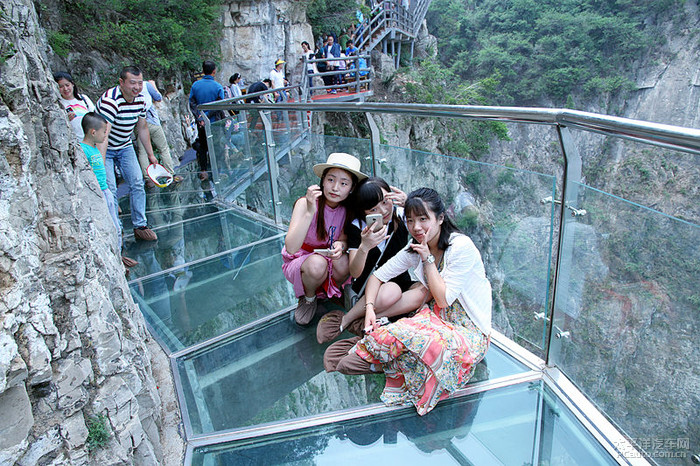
[198,100,700,354]
[356,0,433,52]
[300,55,373,100]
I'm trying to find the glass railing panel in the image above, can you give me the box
[377,144,557,354]
[123,207,283,281]
[214,125,276,221]
[129,235,294,353]
[271,108,305,149]
[274,134,372,224]
[549,181,699,463]
[190,380,616,465]
[175,312,526,436]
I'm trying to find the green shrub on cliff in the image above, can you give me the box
[426,0,673,105]
[48,0,221,76]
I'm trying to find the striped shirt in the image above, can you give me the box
[96,86,147,150]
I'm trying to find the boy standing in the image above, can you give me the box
[80,112,137,268]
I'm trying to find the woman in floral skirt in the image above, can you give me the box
[324,187,492,415]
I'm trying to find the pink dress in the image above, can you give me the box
[282,200,349,299]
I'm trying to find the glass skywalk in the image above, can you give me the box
[122,101,699,465]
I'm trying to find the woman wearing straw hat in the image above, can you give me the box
[282,153,368,325]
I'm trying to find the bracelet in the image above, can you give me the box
[365,302,374,308]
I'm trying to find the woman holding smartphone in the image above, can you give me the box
[317,177,424,343]
[324,188,492,415]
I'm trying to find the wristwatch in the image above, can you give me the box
[423,254,435,265]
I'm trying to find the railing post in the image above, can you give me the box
[545,125,582,365]
[260,110,282,225]
[366,112,380,176]
[301,55,309,102]
[202,113,221,195]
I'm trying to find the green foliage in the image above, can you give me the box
[403,56,510,160]
[47,31,71,58]
[306,0,367,38]
[426,0,672,105]
[86,414,110,452]
[52,0,222,76]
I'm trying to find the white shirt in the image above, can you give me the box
[374,232,492,334]
[270,68,285,89]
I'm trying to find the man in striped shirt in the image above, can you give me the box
[96,66,158,241]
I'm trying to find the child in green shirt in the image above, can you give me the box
[80,112,137,268]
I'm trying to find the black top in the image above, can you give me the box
[245,81,268,103]
[347,216,413,294]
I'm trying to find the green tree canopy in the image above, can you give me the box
[48,0,221,77]
[426,0,674,105]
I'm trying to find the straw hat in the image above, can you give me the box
[312,153,368,180]
[146,163,173,188]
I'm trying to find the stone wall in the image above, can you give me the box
[0,0,179,463]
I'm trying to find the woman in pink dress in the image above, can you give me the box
[282,153,367,325]
[324,188,492,415]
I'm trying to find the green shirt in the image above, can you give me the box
[80,143,108,190]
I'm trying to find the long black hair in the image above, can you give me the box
[352,177,401,226]
[404,187,462,252]
[53,71,80,99]
[315,167,359,242]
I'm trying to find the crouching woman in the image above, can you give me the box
[324,187,492,415]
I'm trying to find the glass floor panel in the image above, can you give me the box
[175,313,529,437]
[118,172,217,220]
[190,380,617,465]
[130,235,296,352]
[124,207,284,281]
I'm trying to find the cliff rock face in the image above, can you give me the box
[0,0,177,463]
[219,0,313,86]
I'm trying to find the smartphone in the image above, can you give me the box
[313,248,333,256]
[366,213,383,232]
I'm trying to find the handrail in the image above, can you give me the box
[356,0,433,52]
[197,101,700,154]
[219,84,301,105]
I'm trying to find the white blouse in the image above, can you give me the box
[373,232,492,335]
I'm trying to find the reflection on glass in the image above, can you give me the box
[118,168,216,224]
[124,208,281,281]
[175,311,526,436]
[550,181,700,463]
[191,381,616,465]
[377,144,557,353]
[130,233,294,352]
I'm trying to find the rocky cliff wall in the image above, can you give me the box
[0,0,181,464]
[219,0,313,87]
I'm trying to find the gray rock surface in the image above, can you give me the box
[0,0,182,463]
[219,0,313,87]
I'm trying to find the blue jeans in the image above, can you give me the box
[102,188,122,251]
[104,144,148,228]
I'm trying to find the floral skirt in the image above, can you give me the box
[354,302,489,415]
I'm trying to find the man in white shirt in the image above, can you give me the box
[269,59,288,102]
